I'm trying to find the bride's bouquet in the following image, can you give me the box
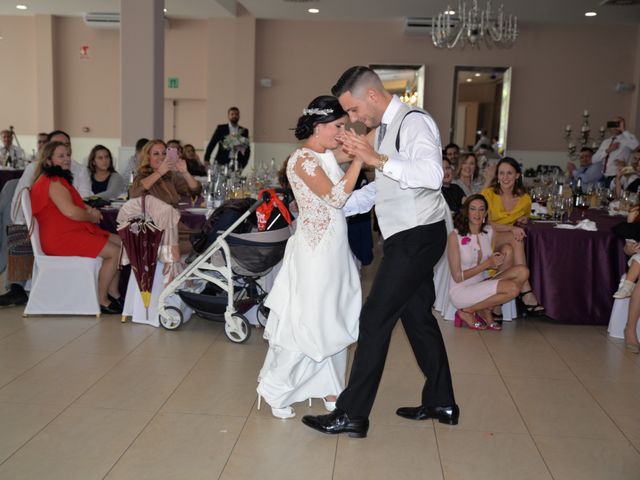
[222,131,249,155]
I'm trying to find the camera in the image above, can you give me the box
[606,120,620,129]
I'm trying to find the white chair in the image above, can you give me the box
[20,189,103,317]
[122,260,193,328]
[608,276,640,339]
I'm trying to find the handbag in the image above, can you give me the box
[6,188,34,282]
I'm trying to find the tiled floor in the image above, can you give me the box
[0,261,639,479]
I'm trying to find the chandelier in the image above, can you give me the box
[432,1,518,49]
[563,110,605,159]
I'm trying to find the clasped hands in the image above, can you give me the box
[337,129,378,167]
[86,206,103,223]
[487,252,505,269]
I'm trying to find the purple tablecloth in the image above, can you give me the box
[0,169,24,192]
[524,209,626,325]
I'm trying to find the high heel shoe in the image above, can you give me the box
[475,313,502,331]
[454,310,487,330]
[257,394,295,419]
[516,290,545,317]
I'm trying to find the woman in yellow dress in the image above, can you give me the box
[481,157,544,315]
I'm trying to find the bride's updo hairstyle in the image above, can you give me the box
[294,95,346,140]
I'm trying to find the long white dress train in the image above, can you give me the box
[257,148,361,409]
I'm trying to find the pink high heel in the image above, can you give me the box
[475,313,502,331]
[454,310,487,330]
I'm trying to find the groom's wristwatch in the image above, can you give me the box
[376,154,389,172]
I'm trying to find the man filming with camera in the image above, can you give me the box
[593,117,639,185]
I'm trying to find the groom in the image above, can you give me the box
[302,66,458,438]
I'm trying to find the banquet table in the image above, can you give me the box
[524,209,626,325]
[99,204,207,233]
[0,168,24,192]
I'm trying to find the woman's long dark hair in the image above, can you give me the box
[490,157,525,196]
[294,95,346,140]
[87,144,115,175]
[454,194,489,236]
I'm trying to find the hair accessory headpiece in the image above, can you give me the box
[303,108,333,116]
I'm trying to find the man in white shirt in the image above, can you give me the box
[593,117,639,183]
[302,66,457,438]
[0,129,26,168]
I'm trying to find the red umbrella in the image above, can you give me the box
[117,196,164,317]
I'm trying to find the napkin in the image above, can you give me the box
[554,219,597,231]
[531,202,548,215]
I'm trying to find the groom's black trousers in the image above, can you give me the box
[336,220,455,418]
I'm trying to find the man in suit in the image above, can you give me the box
[302,66,458,438]
[203,106,251,169]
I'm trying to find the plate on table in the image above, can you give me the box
[554,223,576,229]
[184,207,208,214]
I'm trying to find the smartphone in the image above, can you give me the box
[166,147,178,169]
[606,120,620,129]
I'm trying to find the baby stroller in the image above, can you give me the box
[157,191,291,343]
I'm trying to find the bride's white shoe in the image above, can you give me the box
[323,399,336,412]
[257,395,295,419]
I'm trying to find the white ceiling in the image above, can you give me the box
[0,0,639,24]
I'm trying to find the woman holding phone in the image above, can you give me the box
[129,139,202,206]
[129,139,202,254]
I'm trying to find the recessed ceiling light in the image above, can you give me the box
[445,10,456,15]
[163,8,167,13]
[585,11,597,17]
[474,73,481,77]
[308,8,319,14]
[466,78,472,82]
[16,5,27,10]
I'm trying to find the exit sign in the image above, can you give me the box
[168,77,179,89]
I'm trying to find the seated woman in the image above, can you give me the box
[30,141,123,314]
[129,139,202,254]
[453,153,482,197]
[481,157,545,316]
[612,206,640,353]
[441,158,465,213]
[613,146,640,197]
[182,144,207,177]
[448,195,529,330]
[87,145,126,200]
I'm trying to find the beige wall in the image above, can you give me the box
[254,20,639,153]
[1,14,639,169]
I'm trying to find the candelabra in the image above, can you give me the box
[563,110,605,159]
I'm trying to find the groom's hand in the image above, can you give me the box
[341,129,379,167]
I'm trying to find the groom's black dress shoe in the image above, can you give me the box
[396,404,460,425]
[302,409,369,438]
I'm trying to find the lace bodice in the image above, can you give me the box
[287,148,350,249]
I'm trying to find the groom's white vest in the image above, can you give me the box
[374,103,447,239]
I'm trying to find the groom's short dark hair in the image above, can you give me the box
[332,66,383,98]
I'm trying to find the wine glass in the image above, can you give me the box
[563,197,574,222]
[552,195,566,223]
[575,194,589,219]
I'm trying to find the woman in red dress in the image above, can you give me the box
[30,141,123,314]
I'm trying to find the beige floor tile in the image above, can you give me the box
[333,424,443,480]
[75,354,198,412]
[534,321,607,338]
[128,326,217,360]
[0,350,122,406]
[105,412,245,480]
[0,405,153,480]
[62,318,154,356]
[0,311,26,340]
[433,373,527,434]
[220,416,337,480]
[0,402,63,463]
[504,376,626,440]
[162,359,258,416]
[487,339,576,379]
[0,345,53,388]
[201,335,268,369]
[445,334,499,376]
[0,317,98,351]
[534,434,640,480]
[437,429,552,480]
[582,378,640,450]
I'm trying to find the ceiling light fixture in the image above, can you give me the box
[445,10,456,15]
[474,72,481,77]
[163,8,167,13]
[585,12,597,17]
[16,5,27,10]
[466,78,472,82]
[308,8,319,14]
[432,0,518,49]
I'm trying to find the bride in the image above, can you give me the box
[257,95,364,419]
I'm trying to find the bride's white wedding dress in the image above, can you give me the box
[257,147,361,409]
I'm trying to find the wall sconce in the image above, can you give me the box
[259,77,273,88]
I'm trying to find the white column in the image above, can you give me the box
[120,0,164,146]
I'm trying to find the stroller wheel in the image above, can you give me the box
[159,306,183,330]
[257,301,270,327]
[224,313,251,343]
